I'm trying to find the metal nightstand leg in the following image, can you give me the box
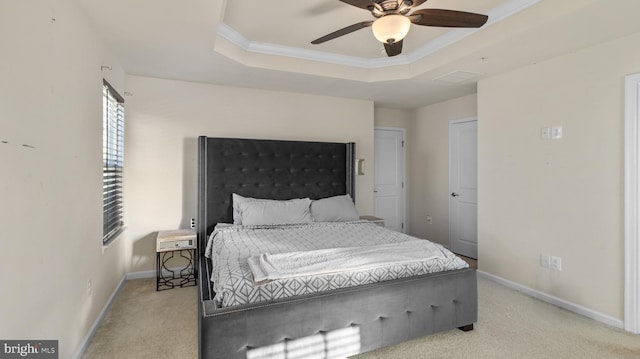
[156,249,196,291]
[178,249,196,287]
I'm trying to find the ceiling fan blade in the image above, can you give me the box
[311,21,374,44]
[410,9,488,28]
[404,0,428,8]
[339,0,377,11]
[384,40,403,57]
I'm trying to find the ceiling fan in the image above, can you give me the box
[311,0,489,57]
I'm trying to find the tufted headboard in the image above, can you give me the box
[197,136,355,257]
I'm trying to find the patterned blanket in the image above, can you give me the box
[205,221,468,308]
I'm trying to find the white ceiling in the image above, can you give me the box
[78,0,640,109]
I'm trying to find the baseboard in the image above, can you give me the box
[477,270,624,329]
[126,267,186,280]
[72,274,127,359]
[126,269,156,280]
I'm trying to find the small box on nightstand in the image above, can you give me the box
[156,229,196,252]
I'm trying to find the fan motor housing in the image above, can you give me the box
[372,0,412,17]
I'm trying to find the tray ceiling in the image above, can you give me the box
[77,0,640,108]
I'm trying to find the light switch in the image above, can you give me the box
[540,254,550,268]
[541,127,551,140]
[551,126,563,140]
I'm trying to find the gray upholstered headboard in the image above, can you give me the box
[197,137,356,257]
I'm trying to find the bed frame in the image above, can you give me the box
[197,136,477,359]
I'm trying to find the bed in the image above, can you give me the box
[197,136,477,359]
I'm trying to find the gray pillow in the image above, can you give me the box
[232,193,263,225]
[238,198,313,226]
[311,194,360,222]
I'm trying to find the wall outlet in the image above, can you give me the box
[426,215,433,225]
[86,279,92,296]
[190,218,195,229]
[540,254,550,268]
[551,126,563,140]
[550,256,562,271]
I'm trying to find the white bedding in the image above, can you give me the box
[205,221,468,308]
[247,240,452,282]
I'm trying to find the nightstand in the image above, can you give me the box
[360,215,385,227]
[156,229,197,291]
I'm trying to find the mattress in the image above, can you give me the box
[205,221,468,308]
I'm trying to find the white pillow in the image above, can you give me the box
[310,194,360,222]
[232,193,264,225]
[238,198,313,226]
[233,194,295,225]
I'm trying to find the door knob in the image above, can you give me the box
[451,192,460,197]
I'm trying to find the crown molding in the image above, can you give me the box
[407,0,541,62]
[217,0,542,69]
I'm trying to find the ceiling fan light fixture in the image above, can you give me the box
[372,15,410,44]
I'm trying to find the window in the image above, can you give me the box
[103,80,125,245]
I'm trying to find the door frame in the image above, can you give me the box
[448,117,478,257]
[374,126,407,233]
[625,73,640,334]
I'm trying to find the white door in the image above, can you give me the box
[374,128,405,232]
[624,73,640,333]
[449,119,478,258]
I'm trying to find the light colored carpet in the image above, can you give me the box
[83,279,197,359]
[84,276,640,359]
[355,277,640,359]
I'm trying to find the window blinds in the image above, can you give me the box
[103,80,124,245]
